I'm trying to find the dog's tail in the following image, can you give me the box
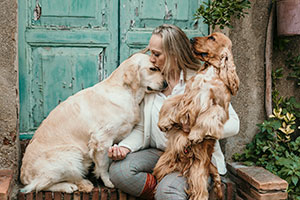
[20,178,52,193]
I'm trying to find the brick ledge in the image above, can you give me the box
[0,169,13,200]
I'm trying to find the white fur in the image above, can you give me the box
[20,53,166,193]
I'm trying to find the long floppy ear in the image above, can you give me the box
[219,48,240,95]
[207,53,221,68]
[123,63,140,91]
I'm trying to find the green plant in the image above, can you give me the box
[233,44,300,197]
[233,96,300,199]
[274,37,290,51]
[233,77,300,199]
[194,0,251,29]
[285,53,300,86]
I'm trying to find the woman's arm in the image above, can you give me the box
[108,101,146,160]
[118,101,146,152]
[221,103,240,139]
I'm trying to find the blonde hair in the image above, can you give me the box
[150,24,202,82]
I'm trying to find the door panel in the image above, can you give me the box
[31,0,102,27]
[30,47,102,128]
[19,0,118,135]
[119,0,208,62]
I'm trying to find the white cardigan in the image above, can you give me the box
[119,69,240,175]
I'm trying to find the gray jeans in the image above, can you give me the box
[109,148,188,200]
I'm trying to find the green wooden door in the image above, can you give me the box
[19,0,208,138]
[119,0,208,62]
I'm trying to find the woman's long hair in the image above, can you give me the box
[143,24,202,83]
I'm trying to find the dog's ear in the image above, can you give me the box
[123,63,140,91]
[219,48,239,95]
[206,53,221,68]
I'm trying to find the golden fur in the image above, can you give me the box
[20,53,167,193]
[153,32,239,200]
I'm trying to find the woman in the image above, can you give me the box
[108,24,240,200]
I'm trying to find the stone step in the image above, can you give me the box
[227,162,288,200]
[0,170,13,200]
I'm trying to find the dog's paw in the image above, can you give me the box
[65,184,78,193]
[77,179,94,193]
[158,120,173,132]
[57,183,78,193]
[188,132,204,144]
[103,179,115,188]
[158,125,171,132]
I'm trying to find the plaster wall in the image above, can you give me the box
[221,0,270,161]
[0,0,19,169]
[0,0,19,197]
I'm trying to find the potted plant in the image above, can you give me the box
[277,0,300,36]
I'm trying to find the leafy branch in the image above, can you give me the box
[194,0,251,29]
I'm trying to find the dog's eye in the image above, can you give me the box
[193,51,202,56]
[150,67,159,72]
[201,53,208,57]
[208,36,215,41]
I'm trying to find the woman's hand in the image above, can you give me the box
[108,144,131,160]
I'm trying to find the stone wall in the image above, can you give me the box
[221,0,270,161]
[0,0,19,198]
[0,0,19,176]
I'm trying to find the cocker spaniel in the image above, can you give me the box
[153,32,239,200]
[20,53,167,193]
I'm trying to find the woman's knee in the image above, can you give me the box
[109,158,148,197]
[155,173,188,200]
[109,160,131,185]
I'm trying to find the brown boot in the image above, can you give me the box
[139,173,157,200]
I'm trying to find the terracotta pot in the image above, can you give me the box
[277,0,300,36]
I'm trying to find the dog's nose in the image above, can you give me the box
[190,38,195,44]
[163,80,168,89]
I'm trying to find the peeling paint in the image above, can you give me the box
[33,2,41,21]
[164,1,173,20]
[130,20,136,29]
[193,20,199,29]
[98,50,105,81]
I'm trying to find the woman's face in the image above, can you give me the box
[148,34,166,71]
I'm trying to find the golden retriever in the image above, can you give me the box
[153,32,239,200]
[20,53,167,193]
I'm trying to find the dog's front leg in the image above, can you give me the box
[158,94,183,132]
[89,134,114,188]
[188,105,225,143]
